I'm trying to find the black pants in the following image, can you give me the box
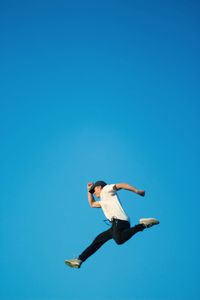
[79,219,145,262]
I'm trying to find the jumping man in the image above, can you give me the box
[65,181,159,268]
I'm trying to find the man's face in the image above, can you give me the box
[94,186,102,198]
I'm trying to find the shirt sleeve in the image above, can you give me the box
[104,184,116,194]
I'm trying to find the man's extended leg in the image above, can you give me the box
[78,228,112,262]
[65,228,112,268]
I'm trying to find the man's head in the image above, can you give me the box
[89,181,107,198]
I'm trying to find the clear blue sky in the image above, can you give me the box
[1,1,200,300]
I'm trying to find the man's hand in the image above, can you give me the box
[87,182,94,192]
[137,190,145,197]
[87,182,101,208]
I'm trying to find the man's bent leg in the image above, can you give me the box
[78,229,112,262]
[112,219,145,245]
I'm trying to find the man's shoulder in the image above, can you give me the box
[103,183,115,190]
[101,184,117,195]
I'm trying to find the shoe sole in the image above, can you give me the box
[147,220,159,227]
[64,260,80,268]
[140,218,160,227]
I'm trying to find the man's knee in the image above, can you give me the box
[114,237,125,245]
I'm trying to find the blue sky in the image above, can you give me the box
[0,0,200,300]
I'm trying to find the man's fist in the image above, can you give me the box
[137,190,145,197]
[87,182,94,192]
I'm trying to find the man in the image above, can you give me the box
[65,181,159,269]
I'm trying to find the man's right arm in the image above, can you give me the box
[87,182,101,208]
[114,183,145,196]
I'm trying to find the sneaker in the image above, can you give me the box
[139,218,160,228]
[64,258,82,269]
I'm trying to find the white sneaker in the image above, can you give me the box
[64,258,82,269]
[139,218,159,228]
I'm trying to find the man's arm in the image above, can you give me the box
[114,183,145,196]
[87,182,101,208]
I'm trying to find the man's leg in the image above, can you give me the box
[65,228,112,268]
[78,228,112,262]
[112,219,145,245]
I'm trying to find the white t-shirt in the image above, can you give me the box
[99,184,129,221]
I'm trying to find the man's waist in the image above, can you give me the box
[111,217,130,224]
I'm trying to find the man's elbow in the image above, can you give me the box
[91,202,101,208]
[89,201,96,208]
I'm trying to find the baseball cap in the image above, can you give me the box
[89,181,107,194]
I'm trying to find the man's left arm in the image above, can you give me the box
[114,183,145,196]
